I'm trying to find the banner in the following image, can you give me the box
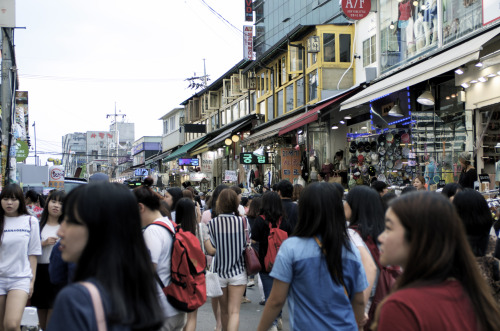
[243,25,253,60]
[280,148,301,183]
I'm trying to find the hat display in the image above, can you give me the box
[378,146,386,156]
[368,165,376,176]
[386,133,394,144]
[394,159,403,170]
[371,152,379,162]
[378,174,387,183]
[350,156,358,165]
[364,143,372,152]
[401,133,410,144]
[349,178,357,188]
[371,141,377,151]
[357,154,365,163]
[378,134,386,146]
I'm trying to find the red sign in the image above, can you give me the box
[244,0,253,22]
[342,0,371,20]
[243,25,253,60]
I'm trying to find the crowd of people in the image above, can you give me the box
[1,176,500,331]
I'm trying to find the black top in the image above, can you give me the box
[458,167,477,189]
[250,215,292,274]
[281,199,298,232]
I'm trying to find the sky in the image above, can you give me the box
[14,0,247,165]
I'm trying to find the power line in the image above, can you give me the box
[18,74,186,83]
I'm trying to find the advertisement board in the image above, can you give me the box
[280,148,301,183]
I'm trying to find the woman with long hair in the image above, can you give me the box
[245,197,266,304]
[166,187,183,222]
[48,183,164,330]
[453,189,500,303]
[441,183,462,201]
[257,182,367,330]
[133,186,187,330]
[292,184,303,203]
[374,192,500,330]
[25,189,44,220]
[205,189,247,331]
[252,192,293,330]
[182,189,202,223]
[31,190,66,330]
[345,186,385,322]
[0,184,41,331]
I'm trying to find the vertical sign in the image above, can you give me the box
[201,151,214,174]
[483,0,500,25]
[244,0,253,21]
[280,148,301,183]
[0,0,15,27]
[243,25,253,60]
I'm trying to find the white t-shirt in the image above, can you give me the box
[238,205,246,217]
[0,215,41,278]
[39,224,60,264]
[143,217,180,318]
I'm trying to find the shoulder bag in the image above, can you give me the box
[205,255,223,298]
[243,216,261,276]
[80,282,107,331]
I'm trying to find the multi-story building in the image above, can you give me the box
[62,132,87,177]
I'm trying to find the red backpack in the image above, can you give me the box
[151,220,207,312]
[350,226,402,330]
[262,215,288,272]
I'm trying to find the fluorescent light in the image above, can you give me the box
[451,94,456,98]
[344,115,352,119]
[331,125,338,129]
[475,62,483,67]
[487,73,497,78]
[361,126,367,129]
[340,120,345,124]
[461,82,470,88]
[478,77,487,82]
[455,68,464,75]
[471,80,478,84]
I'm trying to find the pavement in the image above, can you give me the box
[196,279,290,331]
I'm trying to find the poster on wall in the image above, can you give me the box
[483,0,500,25]
[280,148,301,183]
[201,151,214,173]
[224,170,237,182]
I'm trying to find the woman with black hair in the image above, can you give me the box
[49,183,164,330]
[345,186,385,323]
[375,192,500,330]
[0,184,41,331]
[257,183,367,330]
[251,192,292,330]
[441,182,462,201]
[25,189,44,220]
[31,190,65,330]
[166,187,183,222]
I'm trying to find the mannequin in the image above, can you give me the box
[424,157,437,189]
[397,0,414,61]
[321,159,334,182]
[423,0,437,46]
[300,151,309,182]
[414,12,425,51]
[310,155,319,182]
[294,175,306,187]
[264,167,272,188]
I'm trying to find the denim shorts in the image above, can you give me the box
[0,277,31,295]
[218,272,247,288]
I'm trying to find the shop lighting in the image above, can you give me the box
[471,79,478,83]
[231,134,240,142]
[478,76,487,82]
[498,71,500,75]
[421,4,427,9]
[297,129,303,134]
[461,82,470,88]
[331,125,339,129]
[455,67,466,75]
[451,94,456,98]
[340,120,346,124]
[446,96,451,100]
[388,99,404,117]
[253,146,265,156]
[390,21,395,30]
[361,126,367,130]
[225,138,232,146]
[344,115,352,119]
[413,0,418,6]
[487,73,497,78]
[417,90,435,106]
[475,62,483,67]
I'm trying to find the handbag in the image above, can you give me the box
[243,216,261,276]
[80,282,107,331]
[205,256,223,298]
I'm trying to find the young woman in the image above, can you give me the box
[133,186,187,331]
[48,182,164,330]
[345,186,385,323]
[175,197,201,331]
[251,191,293,330]
[245,197,265,304]
[458,152,477,189]
[0,184,41,331]
[412,176,426,191]
[292,184,303,203]
[166,187,183,222]
[441,183,462,201]
[375,191,500,330]
[31,190,66,330]
[257,182,367,331]
[25,189,44,220]
[205,189,247,331]
[182,189,202,223]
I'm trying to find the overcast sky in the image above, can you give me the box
[14,0,246,165]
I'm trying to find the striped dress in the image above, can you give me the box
[208,213,247,278]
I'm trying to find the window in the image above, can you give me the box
[277,90,283,117]
[339,34,351,62]
[259,72,266,97]
[270,70,274,90]
[164,119,169,134]
[170,115,175,131]
[289,44,303,74]
[308,52,317,67]
[267,97,274,121]
[281,56,287,84]
[296,78,304,107]
[239,99,246,117]
[221,110,226,126]
[286,84,294,112]
[227,107,232,124]
[308,70,318,101]
[259,100,266,117]
[363,35,376,67]
[323,33,335,62]
[211,115,216,131]
[232,103,238,121]
[251,92,257,112]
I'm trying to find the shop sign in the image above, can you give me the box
[239,152,270,164]
[189,172,208,182]
[134,168,149,176]
[342,0,370,20]
[243,26,253,60]
[479,173,491,183]
[280,148,301,183]
[201,151,214,173]
[483,0,500,25]
[178,158,199,166]
[244,0,253,21]
[15,139,29,162]
[224,170,238,182]
[307,36,320,53]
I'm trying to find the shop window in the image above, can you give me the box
[267,97,274,121]
[363,35,376,67]
[296,78,305,107]
[232,103,239,121]
[221,110,226,126]
[443,0,482,44]
[286,84,294,112]
[323,33,335,62]
[288,43,303,74]
[308,70,318,102]
[239,99,246,118]
[170,116,175,131]
[308,52,317,67]
[259,100,266,116]
[281,56,287,84]
[251,92,257,112]
[277,90,284,117]
[339,34,351,62]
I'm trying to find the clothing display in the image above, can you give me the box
[321,163,334,182]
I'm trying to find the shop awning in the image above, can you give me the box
[207,116,254,148]
[341,25,500,111]
[243,113,304,145]
[278,109,318,136]
[145,149,173,165]
[163,137,205,162]
[189,143,209,156]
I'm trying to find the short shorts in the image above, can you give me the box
[218,272,247,288]
[0,277,31,295]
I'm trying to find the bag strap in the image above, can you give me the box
[80,282,107,331]
[313,236,349,298]
[242,216,250,246]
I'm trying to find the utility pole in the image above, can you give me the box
[106,102,126,179]
[1,27,16,186]
[185,60,210,90]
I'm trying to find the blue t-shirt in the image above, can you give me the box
[270,236,368,331]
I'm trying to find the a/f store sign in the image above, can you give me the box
[342,0,370,20]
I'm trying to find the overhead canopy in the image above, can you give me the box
[145,149,173,165]
[278,109,319,136]
[341,25,500,111]
[243,113,304,145]
[163,137,205,162]
[207,116,255,147]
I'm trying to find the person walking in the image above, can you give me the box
[257,182,368,331]
[48,183,164,330]
[374,191,500,330]
[0,184,41,331]
[275,180,298,232]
